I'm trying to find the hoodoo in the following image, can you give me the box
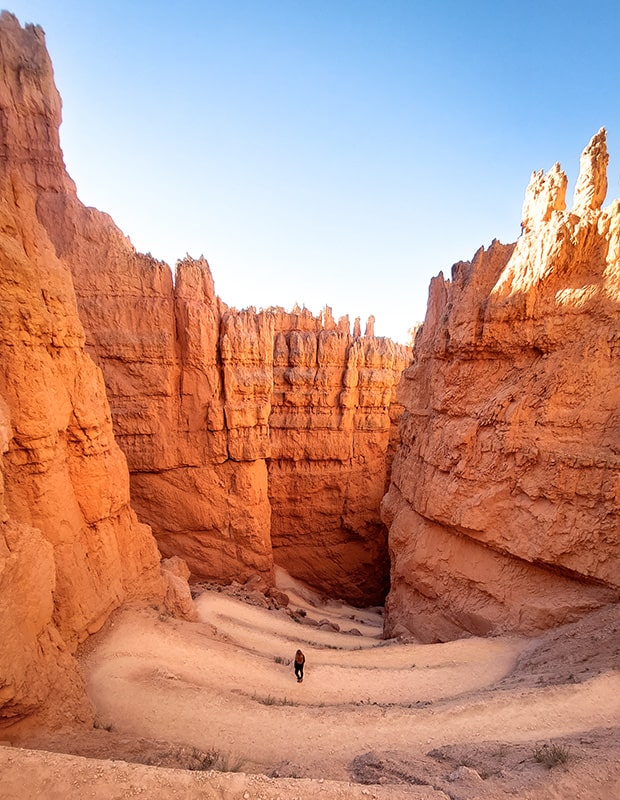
[383,129,620,642]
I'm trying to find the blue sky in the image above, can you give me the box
[6,1,620,342]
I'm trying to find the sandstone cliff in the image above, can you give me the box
[0,10,410,618]
[30,200,409,605]
[0,12,168,733]
[268,309,409,602]
[2,10,617,712]
[23,40,409,604]
[65,258,407,604]
[383,130,620,642]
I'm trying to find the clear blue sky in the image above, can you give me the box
[6,1,620,342]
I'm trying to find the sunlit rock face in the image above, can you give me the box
[0,9,407,738]
[0,13,164,731]
[17,26,411,604]
[383,129,620,642]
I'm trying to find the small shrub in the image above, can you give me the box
[274,656,291,665]
[188,747,216,771]
[254,693,296,707]
[261,694,277,706]
[185,747,248,773]
[206,750,247,773]
[93,719,113,732]
[533,743,571,768]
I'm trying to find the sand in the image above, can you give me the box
[1,573,619,799]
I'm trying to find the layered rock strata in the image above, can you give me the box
[383,130,620,642]
[268,310,409,603]
[64,260,408,604]
[5,15,410,605]
[0,13,169,731]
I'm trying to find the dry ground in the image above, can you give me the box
[1,571,619,799]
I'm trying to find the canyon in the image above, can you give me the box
[0,10,408,734]
[34,101,410,611]
[0,11,618,788]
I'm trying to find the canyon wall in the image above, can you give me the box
[34,195,410,605]
[2,17,410,606]
[0,13,171,732]
[9,2,616,671]
[61,251,408,604]
[268,310,408,602]
[383,130,620,642]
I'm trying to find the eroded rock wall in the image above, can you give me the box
[0,13,166,731]
[383,130,620,641]
[63,245,408,603]
[37,193,277,587]
[20,25,410,603]
[269,310,409,603]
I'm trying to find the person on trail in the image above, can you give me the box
[294,649,305,683]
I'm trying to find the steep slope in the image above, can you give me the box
[27,53,410,604]
[383,130,620,641]
[0,12,165,733]
[268,309,409,602]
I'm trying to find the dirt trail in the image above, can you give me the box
[76,589,620,782]
[4,580,620,799]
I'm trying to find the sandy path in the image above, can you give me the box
[80,589,620,783]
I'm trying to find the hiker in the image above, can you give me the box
[294,649,305,683]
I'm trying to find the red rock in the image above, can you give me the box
[0,11,410,614]
[383,130,620,641]
[161,557,197,621]
[28,94,410,602]
[269,315,409,604]
[266,587,290,607]
[0,12,166,732]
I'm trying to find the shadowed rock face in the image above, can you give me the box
[60,270,409,605]
[267,312,409,603]
[2,15,410,605]
[383,129,620,642]
[0,13,165,730]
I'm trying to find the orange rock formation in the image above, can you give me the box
[0,13,170,732]
[0,9,409,628]
[34,225,408,603]
[268,310,408,602]
[7,9,617,736]
[383,130,620,642]
[22,58,409,603]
